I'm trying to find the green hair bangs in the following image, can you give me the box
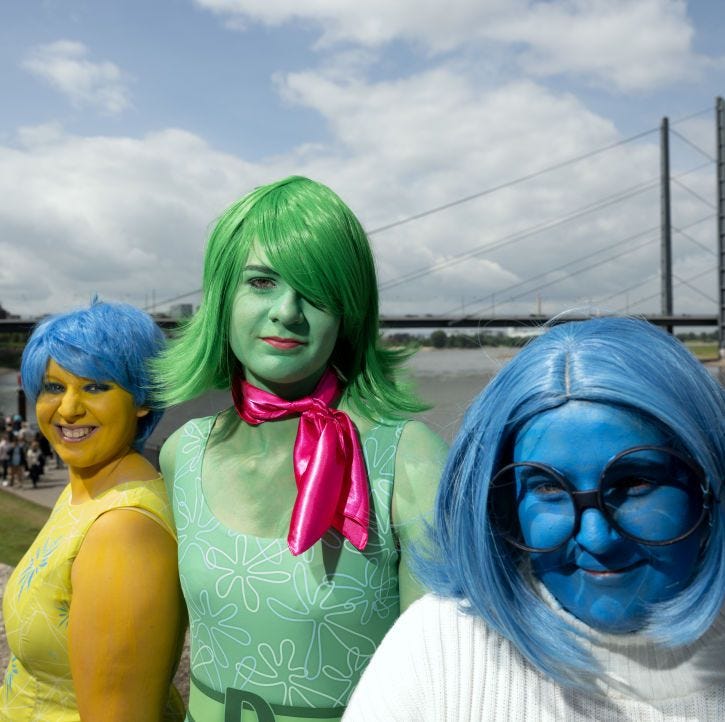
[153,176,424,420]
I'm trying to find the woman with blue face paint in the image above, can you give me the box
[345,317,725,721]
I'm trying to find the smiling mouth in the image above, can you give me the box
[261,337,306,349]
[581,561,644,576]
[57,425,97,442]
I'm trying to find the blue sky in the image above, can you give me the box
[1,0,724,318]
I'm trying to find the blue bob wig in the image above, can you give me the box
[419,317,725,688]
[21,300,166,451]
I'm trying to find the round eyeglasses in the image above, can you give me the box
[488,445,712,553]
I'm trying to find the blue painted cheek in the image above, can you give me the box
[519,487,703,632]
[611,483,699,543]
[518,496,574,550]
[530,519,703,633]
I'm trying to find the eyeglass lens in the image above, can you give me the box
[489,447,705,552]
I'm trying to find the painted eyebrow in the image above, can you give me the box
[42,374,113,385]
[41,375,65,383]
[517,466,557,481]
[242,264,279,275]
[609,457,670,473]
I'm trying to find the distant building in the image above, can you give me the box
[169,303,194,319]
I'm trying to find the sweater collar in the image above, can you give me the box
[531,574,725,701]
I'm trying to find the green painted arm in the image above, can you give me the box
[391,420,448,611]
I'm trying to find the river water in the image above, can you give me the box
[2,347,723,451]
[145,347,517,450]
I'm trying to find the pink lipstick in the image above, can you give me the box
[262,337,306,350]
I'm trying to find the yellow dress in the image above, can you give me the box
[0,478,184,722]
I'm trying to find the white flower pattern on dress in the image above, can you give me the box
[173,416,404,710]
[205,535,291,611]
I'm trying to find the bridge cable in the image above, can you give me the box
[379,161,711,291]
[445,214,713,318]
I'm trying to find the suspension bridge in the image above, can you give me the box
[3,99,725,351]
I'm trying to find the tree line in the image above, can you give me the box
[381,329,719,350]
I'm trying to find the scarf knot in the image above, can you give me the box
[232,369,369,555]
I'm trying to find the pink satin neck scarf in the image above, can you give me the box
[232,369,369,556]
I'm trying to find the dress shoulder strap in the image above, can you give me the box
[108,477,176,539]
[172,415,217,491]
[361,420,407,519]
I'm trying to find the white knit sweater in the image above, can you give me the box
[344,594,725,721]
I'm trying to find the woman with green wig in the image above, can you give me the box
[154,176,447,721]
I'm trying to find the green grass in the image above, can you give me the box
[684,342,719,360]
[0,490,50,566]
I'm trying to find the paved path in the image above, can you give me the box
[2,464,69,509]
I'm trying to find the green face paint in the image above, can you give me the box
[229,244,341,399]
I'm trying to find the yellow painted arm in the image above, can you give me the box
[392,420,448,612]
[69,508,184,722]
[159,427,183,505]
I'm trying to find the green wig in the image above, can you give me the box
[154,176,424,421]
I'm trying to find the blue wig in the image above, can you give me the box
[419,317,725,688]
[21,300,166,451]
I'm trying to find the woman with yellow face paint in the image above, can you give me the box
[154,176,448,721]
[0,300,185,722]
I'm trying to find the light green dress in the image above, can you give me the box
[171,415,405,722]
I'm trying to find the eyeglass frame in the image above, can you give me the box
[488,444,714,554]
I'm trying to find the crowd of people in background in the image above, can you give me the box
[0,415,56,488]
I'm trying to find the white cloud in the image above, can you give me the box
[2,65,714,319]
[274,65,714,317]
[16,122,65,148]
[21,40,132,114]
[0,127,260,314]
[195,0,515,49]
[490,0,703,92]
[195,0,708,92]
